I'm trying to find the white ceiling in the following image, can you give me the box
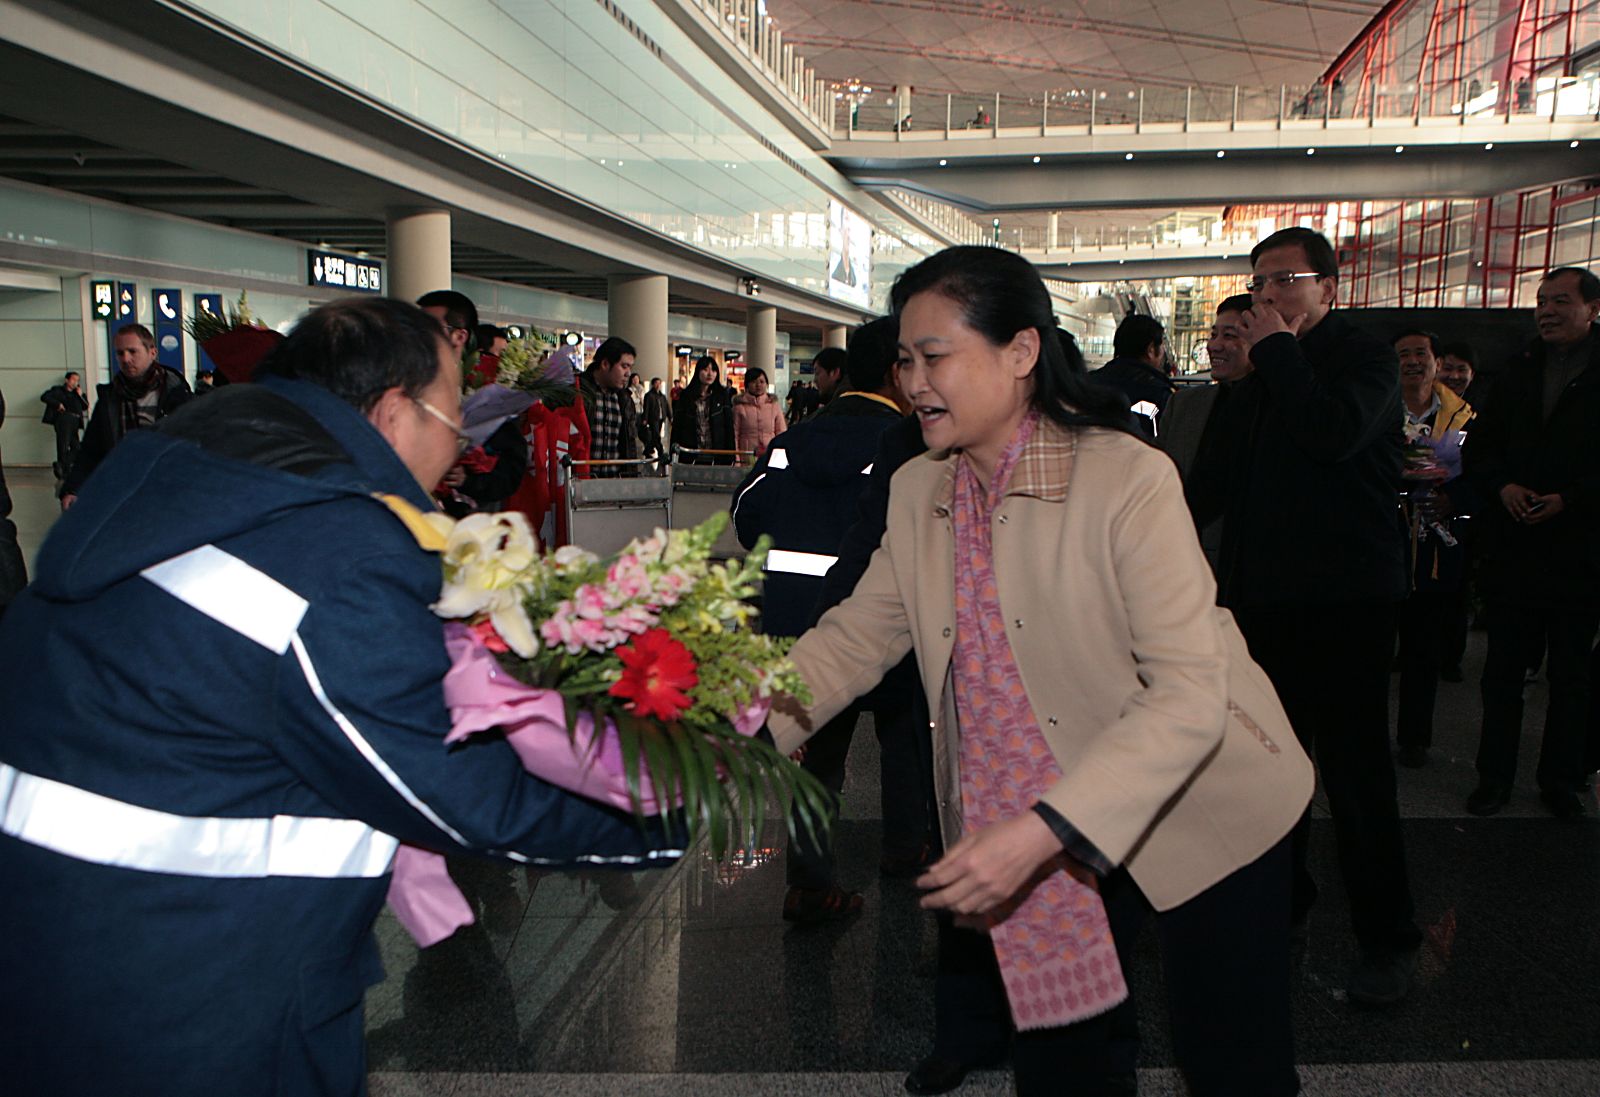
[766,0,1385,98]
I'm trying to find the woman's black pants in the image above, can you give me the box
[932,837,1299,1097]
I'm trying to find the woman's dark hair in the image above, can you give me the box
[680,355,723,402]
[742,366,768,387]
[256,296,447,412]
[889,246,1138,437]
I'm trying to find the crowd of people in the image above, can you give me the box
[0,237,1595,1097]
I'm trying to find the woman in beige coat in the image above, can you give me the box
[767,247,1312,1097]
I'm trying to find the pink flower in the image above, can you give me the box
[574,584,608,619]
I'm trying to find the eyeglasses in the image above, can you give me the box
[1245,271,1325,293]
[412,397,474,454]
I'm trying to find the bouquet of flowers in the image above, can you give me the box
[428,509,827,860]
[1401,421,1458,547]
[182,290,282,383]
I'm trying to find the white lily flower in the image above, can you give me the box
[434,512,539,620]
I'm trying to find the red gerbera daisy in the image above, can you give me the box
[608,628,698,722]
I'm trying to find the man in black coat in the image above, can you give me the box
[1090,313,1174,438]
[1463,266,1600,822]
[642,376,671,464]
[39,371,89,479]
[61,325,192,507]
[1187,227,1420,1008]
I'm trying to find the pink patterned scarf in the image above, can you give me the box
[949,413,1127,1031]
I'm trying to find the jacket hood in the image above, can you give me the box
[767,410,895,490]
[32,376,433,603]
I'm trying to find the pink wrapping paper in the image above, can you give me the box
[385,622,769,946]
[385,845,475,948]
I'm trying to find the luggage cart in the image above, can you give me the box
[670,447,754,560]
[560,458,672,557]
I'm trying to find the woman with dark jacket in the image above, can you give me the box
[670,356,734,462]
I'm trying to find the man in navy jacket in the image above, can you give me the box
[0,298,681,1097]
[731,318,928,921]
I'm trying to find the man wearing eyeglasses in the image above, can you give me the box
[1187,226,1420,1008]
[0,297,682,1096]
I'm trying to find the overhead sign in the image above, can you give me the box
[152,288,184,370]
[90,280,114,320]
[308,249,382,294]
[115,281,137,322]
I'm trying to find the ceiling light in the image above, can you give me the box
[1571,140,1581,148]
[1394,145,1404,153]
[1124,152,1134,161]
[1484,142,1494,150]
[938,158,948,166]
[1032,155,1041,164]
[1216,150,1225,158]
[1306,147,1315,155]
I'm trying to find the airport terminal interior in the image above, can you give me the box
[2,0,1599,1093]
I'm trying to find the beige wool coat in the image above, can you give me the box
[768,417,1314,911]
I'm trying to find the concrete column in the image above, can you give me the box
[746,304,777,376]
[607,274,669,385]
[386,209,452,304]
[1048,211,1060,252]
[823,324,848,350]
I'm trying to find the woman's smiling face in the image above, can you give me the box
[897,290,1037,482]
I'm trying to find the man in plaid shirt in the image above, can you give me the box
[579,337,642,478]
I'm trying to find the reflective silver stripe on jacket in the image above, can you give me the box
[142,544,308,654]
[0,763,399,878]
[764,549,838,577]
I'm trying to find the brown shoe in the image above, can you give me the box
[782,884,864,925]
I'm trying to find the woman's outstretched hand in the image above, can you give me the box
[917,811,1081,916]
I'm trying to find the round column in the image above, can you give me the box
[823,324,848,350]
[746,304,777,376]
[607,274,669,385]
[386,209,452,304]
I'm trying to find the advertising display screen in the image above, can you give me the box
[827,200,872,309]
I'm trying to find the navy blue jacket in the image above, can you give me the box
[730,392,901,637]
[0,377,681,1097]
[1089,356,1173,439]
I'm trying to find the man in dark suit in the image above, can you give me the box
[1464,266,1600,822]
[39,371,88,479]
[1161,294,1254,571]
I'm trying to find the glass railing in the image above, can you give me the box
[1001,223,1264,254]
[673,0,834,131]
[885,191,1265,258]
[835,73,1600,139]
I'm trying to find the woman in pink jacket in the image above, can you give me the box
[732,367,786,458]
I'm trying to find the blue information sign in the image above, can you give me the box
[308,249,382,294]
[194,293,223,374]
[152,288,185,372]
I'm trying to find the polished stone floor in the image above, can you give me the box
[6,464,1597,1095]
[359,637,1600,1096]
